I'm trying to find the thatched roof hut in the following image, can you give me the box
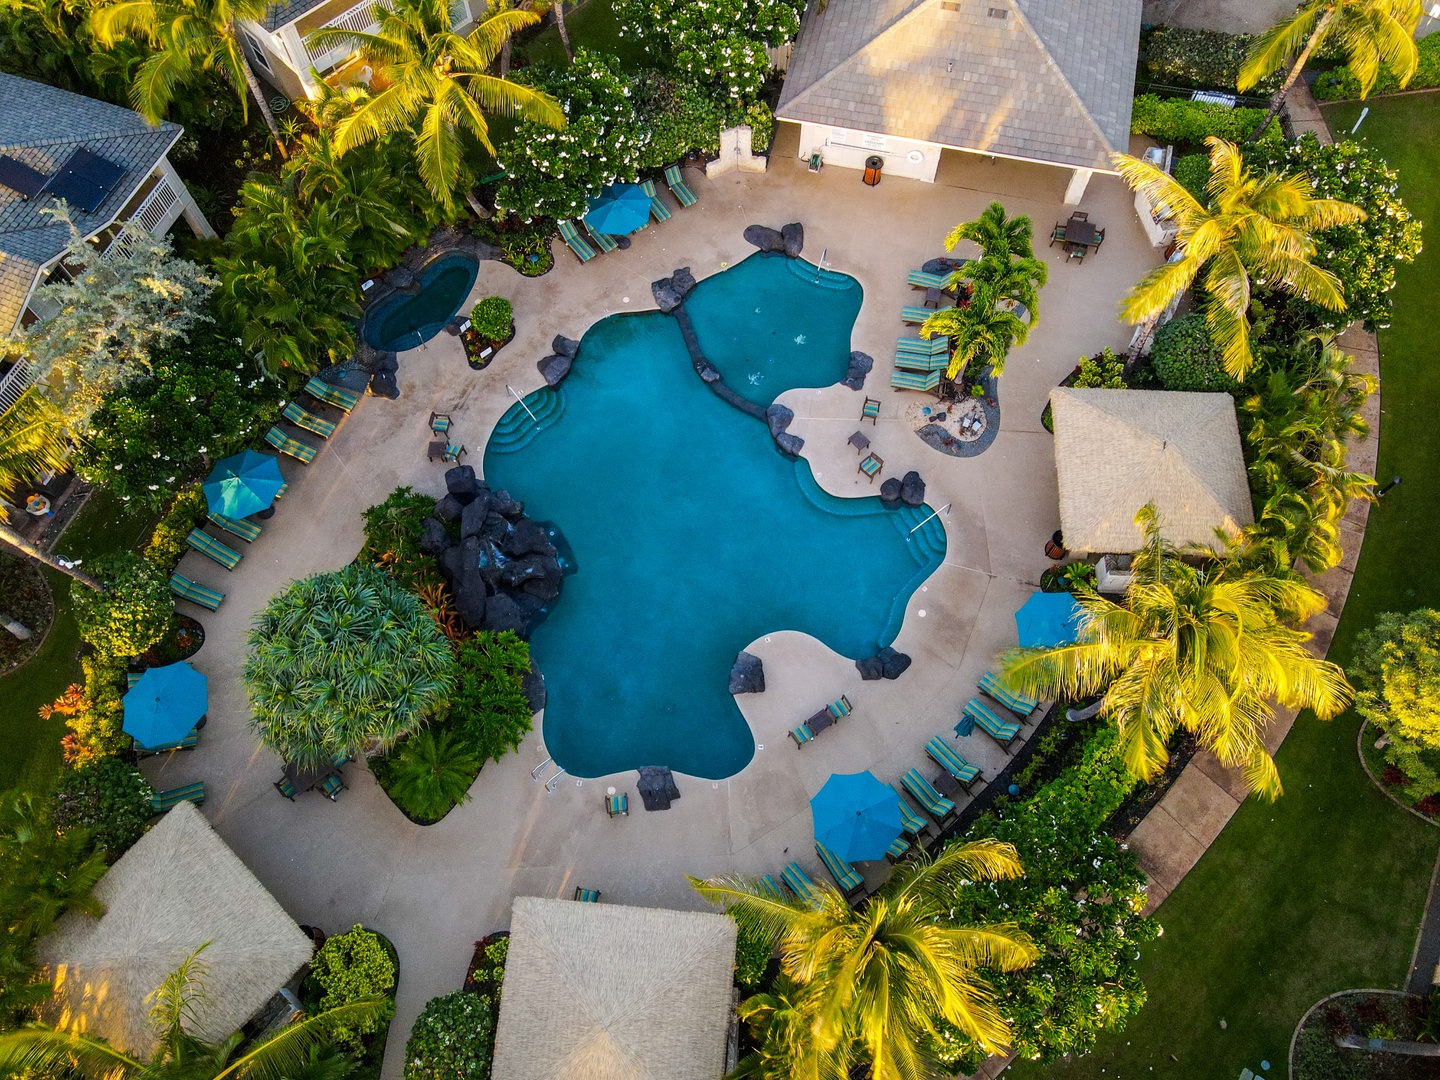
[491,897,738,1080]
[37,801,313,1057]
[1049,387,1253,553]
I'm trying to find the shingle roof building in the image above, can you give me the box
[777,0,1141,173]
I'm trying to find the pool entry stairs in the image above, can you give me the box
[488,387,565,454]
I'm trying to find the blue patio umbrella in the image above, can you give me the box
[583,183,652,236]
[202,449,284,518]
[1014,591,1085,648]
[810,771,903,863]
[123,662,208,749]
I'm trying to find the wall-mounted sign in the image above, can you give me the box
[860,133,888,151]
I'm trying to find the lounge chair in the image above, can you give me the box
[169,573,224,611]
[664,164,697,208]
[274,481,288,501]
[780,861,818,902]
[641,179,672,222]
[283,401,336,439]
[861,397,880,425]
[429,412,452,436]
[150,780,205,813]
[979,671,1038,717]
[1049,223,1068,247]
[895,793,929,839]
[127,672,142,689]
[858,452,883,483]
[895,350,950,374]
[900,770,957,827]
[901,305,947,325]
[788,720,817,747]
[275,776,298,801]
[574,887,601,902]
[557,219,597,263]
[890,368,942,393]
[332,751,352,769]
[303,376,361,413]
[430,441,467,462]
[186,529,241,570]
[961,698,1022,752]
[815,842,866,901]
[605,792,629,817]
[207,512,261,543]
[907,269,950,291]
[757,874,786,900]
[897,336,951,359]
[321,773,346,801]
[135,727,200,756]
[265,426,317,464]
[584,221,619,253]
[885,834,912,863]
[925,736,982,792]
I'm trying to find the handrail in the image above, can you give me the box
[506,384,539,423]
[544,767,568,792]
[531,755,552,780]
[908,503,950,537]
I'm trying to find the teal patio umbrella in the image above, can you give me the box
[123,662,208,749]
[810,771,903,863]
[1014,591,1085,648]
[583,183,651,236]
[203,449,284,518]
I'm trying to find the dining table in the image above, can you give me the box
[283,760,339,794]
[1064,218,1100,248]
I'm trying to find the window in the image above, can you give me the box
[242,30,273,72]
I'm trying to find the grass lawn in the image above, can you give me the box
[0,491,159,793]
[512,0,652,73]
[1010,92,1440,1080]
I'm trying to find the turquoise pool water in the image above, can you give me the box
[363,253,479,352]
[484,258,944,780]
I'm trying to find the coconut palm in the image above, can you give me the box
[0,522,103,591]
[0,946,388,1080]
[694,840,1037,1080]
[1111,137,1366,380]
[0,387,68,497]
[1002,505,1351,800]
[89,0,286,153]
[385,728,480,820]
[1239,0,1422,140]
[944,200,1037,265]
[308,0,565,207]
[244,565,456,768]
[921,281,1032,379]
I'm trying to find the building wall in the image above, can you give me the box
[240,20,310,101]
[792,122,942,183]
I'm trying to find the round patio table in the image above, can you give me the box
[283,760,337,794]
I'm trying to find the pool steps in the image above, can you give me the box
[784,256,858,292]
[488,386,566,454]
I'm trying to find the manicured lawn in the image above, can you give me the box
[1011,92,1440,1080]
[0,491,159,793]
[512,0,652,73]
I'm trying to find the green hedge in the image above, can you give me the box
[1130,94,1274,147]
[1145,27,1283,96]
[1172,152,1211,202]
[1312,33,1440,100]
[1150,313,1240,393]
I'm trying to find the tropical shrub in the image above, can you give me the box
[71,554,175,660]
[1172,151,1211,202]
[1144,27,1283,95]
[244,565,456,767]
[381,728,481,821]
[733,919,772,990]
[1351,610,1440,799]
[633,74,727,168]
[359,486,450,593]
[615,0,802,102]
[49,758,153,858]
[307,925,397,1050]
[741,101,775,154]
[403,991,495,1080]
[1129,94,1275,147]
[1072,347,1125,389]
[1312,31,1440,99]
[1149,314,1239,392]
[451,632,534,763]
[1243,134,1422,332]
[42,654,129,766]
[469,297,513,342]
[474,219,554,276]
[143,487,209,571]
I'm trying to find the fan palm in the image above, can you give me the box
[308,0,565,208]
[693,840,1037,1080]
[0,946,388,1080]
[89,0,286,153]
[1002,505,1351,799]
[1239,0,1422,140]
[920,282,1032,379]
[1111,137,1366,380]
[0,387,68,495]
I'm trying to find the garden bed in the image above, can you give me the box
[462,931,510,999]
[1360,720,1440,824]
[0,549,54,676]
[130,615,205,672]
[299,926,399,1080]
[1292,990,1439,1080]
[463,323,515,370]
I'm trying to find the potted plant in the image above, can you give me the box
[462,296,515,369]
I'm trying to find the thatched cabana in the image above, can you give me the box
[1049,387,1253,554]
[37,801,313,1057]
[491,897,738,1080]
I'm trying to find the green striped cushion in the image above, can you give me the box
[902,769,956,819]
[585,222,618,252]
[208,513,261,542]
[828,695,852,719]
[907,270,949,289]
[966,699,1021,741]
[781,862,815,900]
[186,530,241,570]
[887,835,911,860]
[861,399,880,417]
[980,671,1037,713]
[266,427,317,463]
[169,574,224,610]
[926,737,980,784]
[893,791,928,837]
[283,402,336,438]
[859,457,882,476]
[816,843,863,891]
[303,376,360,412]
[789,724,813,745]
[664,165,697,206]
[890,369,942,392]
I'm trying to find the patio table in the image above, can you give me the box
[283,760,338,794]
[806,708,834,736]
[848,431,871,454]
[1064,219,1099,247]
[930,771,964,799]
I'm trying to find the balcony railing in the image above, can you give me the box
[308,2,379,71]
[0,359,33,416]
[132,174,178,233]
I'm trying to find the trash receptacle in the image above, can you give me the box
[863,155,883,186]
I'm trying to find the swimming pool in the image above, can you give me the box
[483,258,944,780]
[363,252,479,352]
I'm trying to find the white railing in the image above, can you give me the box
[0,359,34,416]
[308,2,379,70]
[131,175,178,233]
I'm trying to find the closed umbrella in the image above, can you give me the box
[583,183,652,236]
[1014,591,1085,648]
[810,771,902,863]
[203,449,284,518]
[123,662,208,749]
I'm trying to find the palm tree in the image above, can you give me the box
[0,946,389,1080]
[694,840,1037,1080]
[0,522,104,591]
[308,0,565,208]
[1239,0,1422,140]
[0,792,107,942]
[920,282,1032,379]
[1002,505,1351,799]
[944,200,1038,265]
[1111,137,1366,380]
[89,0,287,154]
[385,728,480,819]
[0,388,68,498]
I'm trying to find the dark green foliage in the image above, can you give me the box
[359,486,449,593]
[1071,347,1125,389]
[0,548,50,673]
[403,991,495,1080]
[144,486,209,571]
[633,73,726,168]
[49,758,153,857]
[1149,314,1239,392]
[1312,32,1440,100]
[473,219,554,277]
[1144,27,1283,96]
[451,632,534,763]
[1129,94,1276,148]
[469,297,513,342]
[1351,609,1440,798]
[307,925,398,1050]
[71,553,174,660]
[381,728,481,821]
[1172,152,1211,202]
[733,919,772,990]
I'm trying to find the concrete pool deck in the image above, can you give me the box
[143,143,1167,1075]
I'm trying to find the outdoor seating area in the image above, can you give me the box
[557,167,696,264]
[788,695,854,746]
[274,753,351,802]
[890,267,959,392]
[1051,211,1105,262]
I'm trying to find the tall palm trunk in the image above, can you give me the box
[0,523,104,592]
[237,43,289,158]
[1,612,31,640]
[552,0,571,61]
[500,38,511,76]
[1247,8,1336,142]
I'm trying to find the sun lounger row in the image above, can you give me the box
[150,780,205,813]
[557,167,696,263]
[788,695,853,746]
[135,727,200,757]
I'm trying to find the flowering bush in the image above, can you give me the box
[71,554,174,660]
[144,486,209,572]
[404,991,495,1080]
[308,925,397,1050]
[50,758,152,858]
[633,73,727,168]
[43,654,129,765]
[1351,610,1440,799]
[615,0,802,101]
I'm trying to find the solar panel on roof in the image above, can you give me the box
[0,154,48,199]
[43,147,127,214]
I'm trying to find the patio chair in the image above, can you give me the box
[584,220,619,254]
[827,695,853,720]
[1066,242,1086,262]
[557,219,598,263]
[758,874,786,900]
[150,780,205,814]
[861,397,880,425]
[443,443,467,463]
[808,151,823,172]
[430,441,466,462]
[1049,223,1067,247]
[1092,227,1105,250]
[788,720,816,747]
[169,573,224,611]
[640,179,672,223]
[895,792,929,839]
[780,861,818,902]
[858,452,884,483]
[961,698,1022,752]
[901,305,946,324]
[885,834,912,863]
[1070,210,1089,222]
[283,401,337,440]
[186,529,242,571]
[605,792,629,817]
[979,671,1038,717]
[890,368,942,393]
[332,751,352,768]
[900,770,958,827]
[574,887,602,902]
[135,728,200,757]
[275,776,298,801]
[925,736,982,793]
[274,481,288,501]
[303,376,361,413]
[265,426,317,464]
[907,270,950,291]
[815,842,866,901]
[429,412,452,436]
[664,164,697,207]
[207,512,261,543]
[321,773,346,801]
